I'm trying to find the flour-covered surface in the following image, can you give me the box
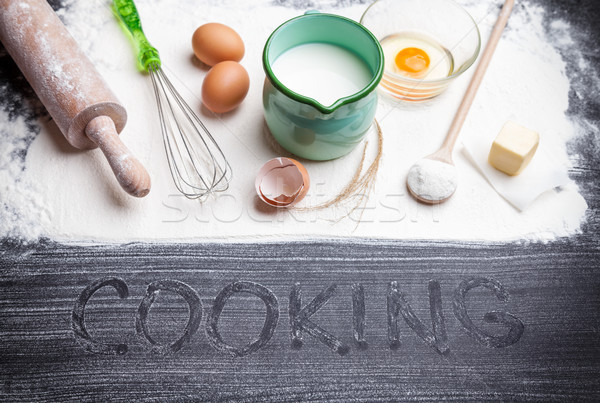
[1,1,600,401]
[0,0,597,243]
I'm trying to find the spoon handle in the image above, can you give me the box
[442,0,515,152]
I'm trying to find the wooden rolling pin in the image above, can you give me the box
[0,0,151,197]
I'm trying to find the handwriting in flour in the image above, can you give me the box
[72,277,524,356]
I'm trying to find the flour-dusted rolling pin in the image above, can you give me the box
[0,0,150,197]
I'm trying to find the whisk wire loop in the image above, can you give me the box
[148,62,231,199]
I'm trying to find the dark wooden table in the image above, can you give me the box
[1,0,599,401]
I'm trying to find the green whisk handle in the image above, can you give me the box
[112,0,161,71]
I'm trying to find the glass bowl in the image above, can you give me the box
[360,0,481,102]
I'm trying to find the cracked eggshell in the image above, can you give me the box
[255,157,310,208]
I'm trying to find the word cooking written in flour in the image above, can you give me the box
[72,277,524,357]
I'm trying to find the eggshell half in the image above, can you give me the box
[255,157,310,208]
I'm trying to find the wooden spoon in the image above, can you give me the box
[407,0,515,204]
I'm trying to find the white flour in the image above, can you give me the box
[407,159,457,202]
[0,0,590,243]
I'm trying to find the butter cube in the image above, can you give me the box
[488,121,539,176]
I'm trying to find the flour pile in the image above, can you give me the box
[0,0,590,243]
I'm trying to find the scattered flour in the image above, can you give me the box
[0,0,590,243]
[0,112,49,240]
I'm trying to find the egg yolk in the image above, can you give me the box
[395,47,430,74]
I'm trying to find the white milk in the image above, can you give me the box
[271,43,373,107]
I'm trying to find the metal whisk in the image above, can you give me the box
[113,0,231,199]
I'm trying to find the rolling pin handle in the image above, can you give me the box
[85,116,151,198]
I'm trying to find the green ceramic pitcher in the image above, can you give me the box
[262,12,384,161]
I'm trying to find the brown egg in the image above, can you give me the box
[202,61,249,114]
[255,157,310,208]
[192,23,245,66]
